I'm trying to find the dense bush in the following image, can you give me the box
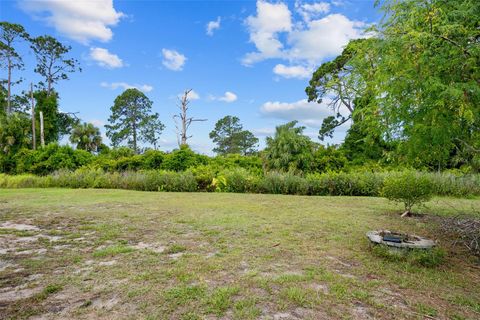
[259,172,308,195]
[14,144,94,175]
[307,171,384,196]
[4,142,479,201]
[215,168,258,193]
[382,171,434,214]
[161,146,209,171]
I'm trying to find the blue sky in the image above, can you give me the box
[1,0,380,154]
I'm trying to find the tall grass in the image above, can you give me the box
[0,170,479,197]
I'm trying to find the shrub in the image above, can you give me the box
[306,172,384,196]
[381,171,434,214]
[142,150,165,169]
[216,168,258,193]
[189,165,217,192]
[259,172,308,195]
[12,144,94,175]
[162,146,209,171]
[211,154,263,175]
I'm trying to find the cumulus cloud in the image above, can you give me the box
[296,1,330,22]
[242,1,292,65]
[206,17,221,36]
[19,0,124,44]
[100,82,153,93]
[260,99,327,127]
[161,49,186,71]
[243,1,366,77]
[210,91,238,103]
[89,47,123,68]
[177,90,200,100]
[273,64,312,79]
[260,97,352,129]
[287,14,365,63]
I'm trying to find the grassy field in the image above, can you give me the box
[0,189,479,320]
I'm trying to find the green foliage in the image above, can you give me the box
[307,171,384,196]
[13,143,93,175]
[259,172,309,195]
[382,171,434,213]
[215,168,258,193]
[34,90,78,144]
[264,121,314,173]
[0,112,31,172]
[70,122,102,153]
[313,145,347,173]
[373,0,480,169]
[105,88,164,153]
[30,35,80,93]
[209,116,258,155]
[1,169,479,198]
[0,22,30,114]
[162,145,209,171]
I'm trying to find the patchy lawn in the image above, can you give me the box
[0,189,479,320]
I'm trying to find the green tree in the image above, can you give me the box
[0,112,31,172]
[264,121,314,173]
[306,39,380,140]
[209,116,258,155]
[105,88,164,153]
[0,22,30,114]
[30,35,80,94]
[373,0,480,170]
[69,122,103,153]
[33,90,78,145]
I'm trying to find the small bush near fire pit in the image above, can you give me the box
[372,245,445,267]
[381,171,434,216]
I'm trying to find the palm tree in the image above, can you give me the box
[69,122,102,153]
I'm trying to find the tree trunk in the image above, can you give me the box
[7,58,11,114]
[401,210,411,218]
[30,83,36,150]
[40,111,45,147]
[132,100,138,153]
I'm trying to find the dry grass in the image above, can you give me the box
[0,188,479,319]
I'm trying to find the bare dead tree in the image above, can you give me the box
[173,89,206,147]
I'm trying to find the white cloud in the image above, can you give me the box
[89,47,123,68]
[206,17,221,36]
[287,14,365,63]
[161,49,186,71]
[100,82,153,93]
[210,91,238,103]
[242,0,292,65]
[243,1,366,72]
[19,0,124,44]
[260,97,352,129]
[273,64,312,79]
[260,99,327,127]
[296,1,330,22]
[177,90,200,100]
